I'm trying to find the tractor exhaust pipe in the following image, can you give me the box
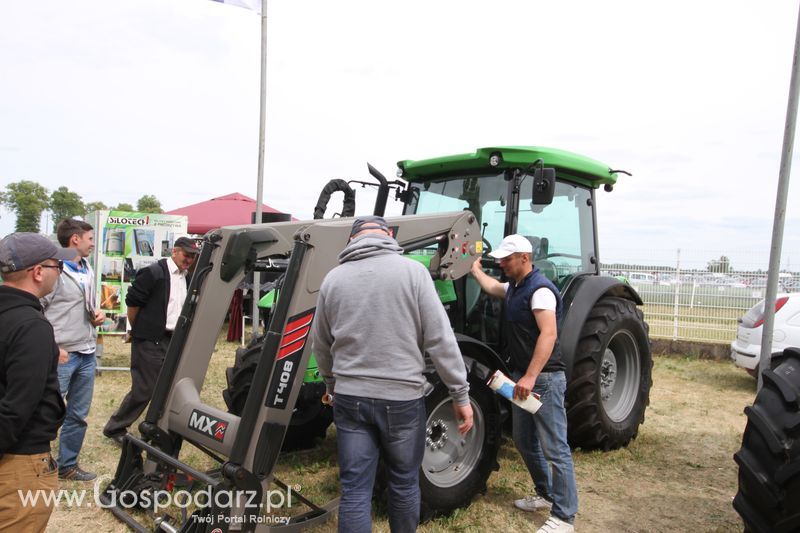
[368,162,390,216]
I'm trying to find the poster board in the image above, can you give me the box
[89,210,189,335]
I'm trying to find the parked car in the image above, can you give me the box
[627,272,656,285]
[731,293,800,376]
[748,278,788,292]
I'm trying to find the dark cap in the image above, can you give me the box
[174,236,200,254]
[349,216,390,239]
[0,232,77,273]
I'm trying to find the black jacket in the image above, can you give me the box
[126,259,188,341]
[0,286,66,456]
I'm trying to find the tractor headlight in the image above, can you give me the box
[489,153,502,167]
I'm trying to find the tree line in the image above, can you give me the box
[0,180,164,233]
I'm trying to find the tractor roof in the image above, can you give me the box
[397,146,620,188]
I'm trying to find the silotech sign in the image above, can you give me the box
[89,209,189,335]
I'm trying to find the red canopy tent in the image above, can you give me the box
[166,192,286,235]
[167,193,288,343]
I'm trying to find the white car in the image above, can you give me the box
[627,272,656,285]
[731,293,800,376]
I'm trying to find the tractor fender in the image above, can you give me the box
[559,274,643,381]
[454,333,511,382]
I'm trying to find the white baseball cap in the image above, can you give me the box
[488,234,533,259]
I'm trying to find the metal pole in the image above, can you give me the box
[758,2,800,389]
[251,1,267,342]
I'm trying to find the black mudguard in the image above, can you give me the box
[559,274,643,381]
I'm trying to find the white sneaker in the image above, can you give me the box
[513,495,552,512]
[536,516,575,533]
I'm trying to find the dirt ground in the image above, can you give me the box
[48,336,754,532]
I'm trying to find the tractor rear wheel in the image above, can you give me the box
[733,347,800,532]
[566,296,652,450]
[223,343,332,451]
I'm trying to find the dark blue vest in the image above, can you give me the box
[504,267,565,373]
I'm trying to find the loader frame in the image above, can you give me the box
[103,211,482,532]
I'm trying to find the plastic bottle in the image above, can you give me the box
[487,370,542,414]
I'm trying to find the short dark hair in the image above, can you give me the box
[56,219,94,247]
[0,269,25,282]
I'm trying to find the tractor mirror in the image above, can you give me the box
[531,167,556,205]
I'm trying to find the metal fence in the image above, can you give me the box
[600,249,799,344]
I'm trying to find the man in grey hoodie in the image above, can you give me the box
[312,216,474,533]
[42,219,105,481]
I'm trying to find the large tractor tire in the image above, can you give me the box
[418,372,502,517]
[566,296,652,450]
[733,347,800,532]
[223,343,333,451]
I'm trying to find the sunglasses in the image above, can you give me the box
[31,260,64,273]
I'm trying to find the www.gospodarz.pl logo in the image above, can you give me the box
[18,475,296,515]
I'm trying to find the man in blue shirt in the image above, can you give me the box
[42,219,105,481]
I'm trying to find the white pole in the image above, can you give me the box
[251,1,267,342]
[758,1,800,389]
[673,248,681,341]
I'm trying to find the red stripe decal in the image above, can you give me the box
[281,325,310,347]
[285,313,314,334]
[277,339,305,360]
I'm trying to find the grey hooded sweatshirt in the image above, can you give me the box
[311,233,469,405]
[41,260,97,353]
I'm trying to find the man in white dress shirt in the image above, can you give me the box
[103,237,198,441]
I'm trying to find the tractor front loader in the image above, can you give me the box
[102,211,482,532]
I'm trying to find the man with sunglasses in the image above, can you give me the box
[41,219,105,482]
[0,232,73,530]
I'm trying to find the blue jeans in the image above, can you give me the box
[333,394,426,533]
[511,370,578,523]
[57,351,96,470]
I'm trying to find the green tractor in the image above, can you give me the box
[223,146,652,514]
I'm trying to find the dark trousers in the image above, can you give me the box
[104,337,167,436]
[333,394,426,533]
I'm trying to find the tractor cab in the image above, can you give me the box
[396,146,623,348]
[397,146,620,286]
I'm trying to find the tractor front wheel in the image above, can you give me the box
[418,372,502,517]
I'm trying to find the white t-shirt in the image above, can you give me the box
[165,257,188,331]
[503,282,557,312]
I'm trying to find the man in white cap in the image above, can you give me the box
[0,232,73,530]
[470,234,578,533]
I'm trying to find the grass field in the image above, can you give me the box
[47,333,755,532]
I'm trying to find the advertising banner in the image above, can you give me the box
[89,210,189,335]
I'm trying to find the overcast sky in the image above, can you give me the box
[1,0,798,271]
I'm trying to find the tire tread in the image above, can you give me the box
[734,347,800,531]
[566,297,652,450]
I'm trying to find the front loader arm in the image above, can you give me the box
[121,211,481,531]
